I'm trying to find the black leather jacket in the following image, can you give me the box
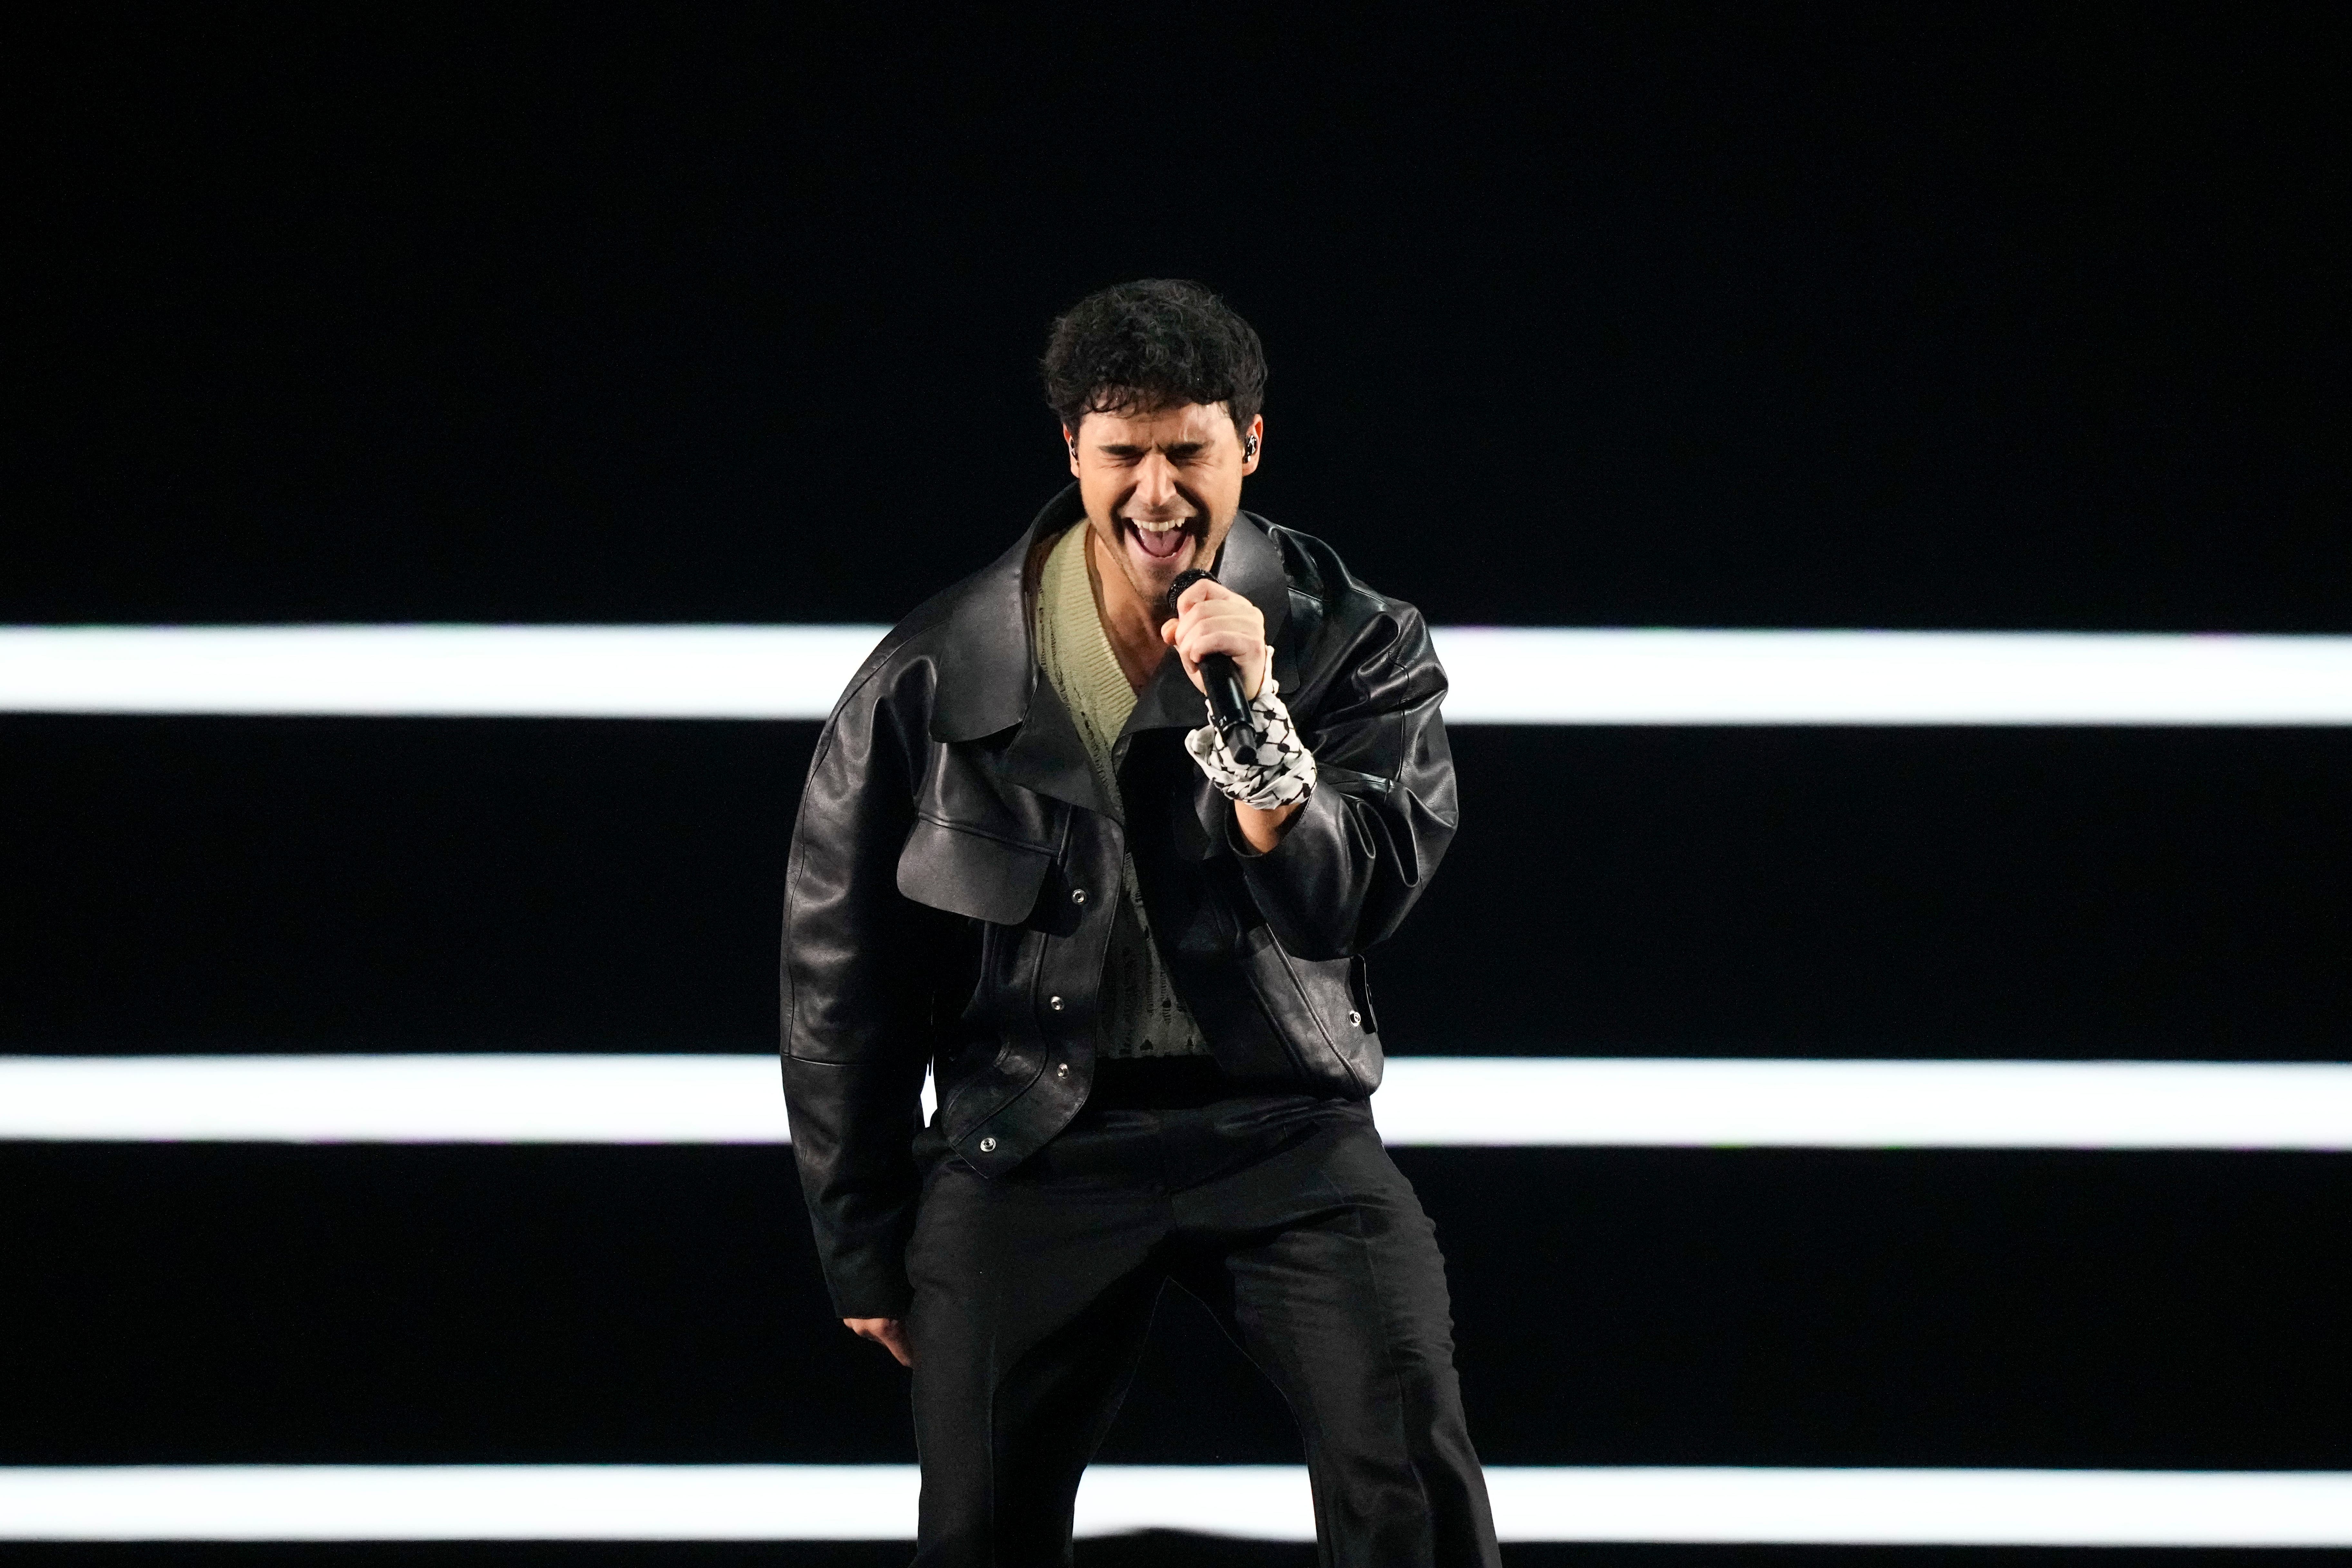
[780,486,1458,1316]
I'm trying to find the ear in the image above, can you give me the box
[1239,415,1264,476]
[1062,423,1081,475]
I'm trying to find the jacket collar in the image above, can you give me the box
[929,487,1076,744]
[930,484,1292,746]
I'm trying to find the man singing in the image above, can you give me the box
[782,279,1495,1564]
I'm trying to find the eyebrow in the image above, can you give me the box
[1097,440,1210,457]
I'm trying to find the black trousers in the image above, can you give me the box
[904,1092,1500,1567]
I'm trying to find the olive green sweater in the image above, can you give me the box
[1032,523,1209,1060]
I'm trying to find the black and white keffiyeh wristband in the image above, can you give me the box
[1184,675,1317,811]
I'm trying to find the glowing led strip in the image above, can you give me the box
[5,1055,2350,1149]
[0,1464,2347,1545]
[0,626,890,720]
[4,626,2351,723]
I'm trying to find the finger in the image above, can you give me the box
[1176,622,1267,699]
[1177,624,1262,664]
[1174,617,1254,661]
[846,1317,912,1365]
[1177,600,1263,643]
[1179,617,1261,653]
[1175,582,1245,616]
[1176,578,1232,614]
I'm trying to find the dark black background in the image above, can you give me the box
[6,720,2350,1058]
[10,5,2347,630]
[5,4,2350,1562]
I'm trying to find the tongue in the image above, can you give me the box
[1134,525,1189,560]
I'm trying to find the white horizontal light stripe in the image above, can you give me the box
[0,1055,789,1144]
[1433,627,2352,724]
[5,625,2351,723]
[0,625,891,720]
[2,1465,2349,1545]
[0,1466,916,1543]
[1483,1467,2352,1546]
[1373,1056,2352,1149]
[4,1055,2350,1149]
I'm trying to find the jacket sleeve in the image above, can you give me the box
[780,659,950,1319]
[1238,601,1459,960]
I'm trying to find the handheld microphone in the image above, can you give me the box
[1165,568,1260,756]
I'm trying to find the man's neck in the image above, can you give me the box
[1085,527,1172,693]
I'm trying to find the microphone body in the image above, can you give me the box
[1165,568,1261,755]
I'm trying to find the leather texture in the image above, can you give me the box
[780,485,1458,1316]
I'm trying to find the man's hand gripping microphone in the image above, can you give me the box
[1164,568,1259,756]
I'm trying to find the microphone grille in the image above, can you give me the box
[1163,568,1215,619]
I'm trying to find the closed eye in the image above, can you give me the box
[1095,442,1211,462]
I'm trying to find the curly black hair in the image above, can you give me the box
[1040,279,1267,438]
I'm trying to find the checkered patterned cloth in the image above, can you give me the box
[1184,674,1318,811]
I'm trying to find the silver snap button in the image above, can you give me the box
[1070,887,1088,905]
[1056,1062,1070,1077]
[978,1136,997,1153]
[1348,1009,1363,1027]
[1049,995,1064,1011]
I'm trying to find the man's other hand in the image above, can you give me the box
[844,1316,912,1367]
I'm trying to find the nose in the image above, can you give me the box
[1132,451,1180,513]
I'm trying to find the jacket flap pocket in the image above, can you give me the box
[896,817,1052,925]
[1236,924,1383,1096]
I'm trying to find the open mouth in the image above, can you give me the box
[1121,514,1198,566]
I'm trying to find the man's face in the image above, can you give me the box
[1066,401,1263,609]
